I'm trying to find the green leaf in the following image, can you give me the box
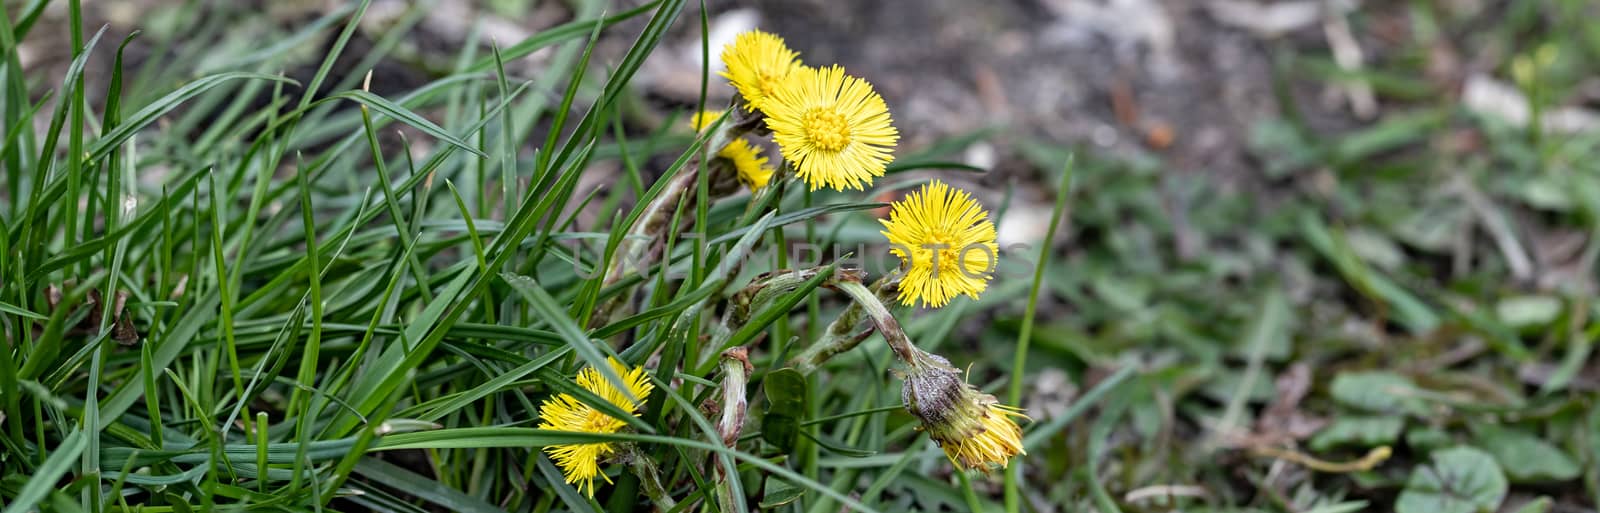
[1395,446,1507,513]
[759,480,805,509]
[1472,426,1580,482]
[761,368,807,453]
[3,430,85,513]
[165,493,194,513]
[0,299,45,319]
[324,90,488,158]
[88,72,299,161]
[1309,415,1404,451]
[499,271,652,434]
[1330,371,1426,415]
[375,427,883,513]
[884,160,986,174]
[1300,213,1441,334]
[353,458,506,513]
[1331,110,1445,164]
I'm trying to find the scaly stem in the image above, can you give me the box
[716,348,752,446]
[622,445,677,511]
[592,106,757,328]
[789,270,902,372]
[711,348,752,512]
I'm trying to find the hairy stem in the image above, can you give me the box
[789,270,903,372]
[622,445,677,511]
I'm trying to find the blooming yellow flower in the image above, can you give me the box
[766,65,898,191]
[719,30,802,113]
[879,180,998,307]
[721,138,775,190]
[901,352,1027,470]
[688,110,775,191]
[537,358,655,497]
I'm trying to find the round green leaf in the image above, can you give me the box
[1331,371,1426,415]
[1395,446,1507,513]
[1473,426,1580,482]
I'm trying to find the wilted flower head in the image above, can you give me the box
[537,358,655,497]
[901,352,1027,470]
[879,180,998,307]
[719,30,802,113]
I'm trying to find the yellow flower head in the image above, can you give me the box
[719,30,802,113]
[720,138,775,191]
[687,110,776,191]
[879,180,998,307]
[765,65,898,191]
[901,352,1027,470]
[537,358,655,497]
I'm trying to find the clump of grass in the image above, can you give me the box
[0,2,1084,512]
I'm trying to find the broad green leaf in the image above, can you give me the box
[1472,426,1579,482]
[1395,446,1507,513]
[762,368,807,453]
[760,481,805,509]
[1330,371,1426,415]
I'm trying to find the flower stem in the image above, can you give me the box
[622,445,677,511]
[591,109,752,328]
[716,348,752,446]
[789,271,905,372]
[723,267,831,329]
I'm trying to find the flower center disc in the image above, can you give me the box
[909,232,965,278]
[802,108,851,151]
[583,409,618,433]
[932,234,963,276]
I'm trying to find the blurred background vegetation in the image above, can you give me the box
[8,0,1600,512]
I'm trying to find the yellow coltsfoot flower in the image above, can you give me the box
[901,352,1028,470]
[765,65,898,191]
[688,110,775,191]
[719,30,802,113]
[537,358,655,497]
[879,180,998,307]
[720,138,775,190]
